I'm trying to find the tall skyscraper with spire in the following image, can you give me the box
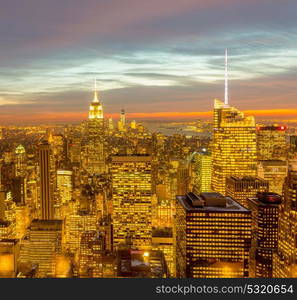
[88,79,103,120]
[211,51,257,194]
[86,80,106,175]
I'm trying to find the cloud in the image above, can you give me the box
[0,0,297,123]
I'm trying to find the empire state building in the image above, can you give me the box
[86,81,106,174]
[88,81,103,120]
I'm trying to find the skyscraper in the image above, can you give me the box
[120,109,125,127]
[226,176,269,207]
[191,149,212,194]
[273,162,297,277]
[38,141,53,220]
[14,144,26,177]
[257,125,287,160]
[111,155,152,250]
[257,160,288,195]
[19,219,62,277]
[212,99,257,194]
[117,109,126,132]
[56,170,73,205]
[86,80,106,175]
[175,192,251,278]
[248,192,282,277]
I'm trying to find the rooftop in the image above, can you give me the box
[30,219,63,231]
[112,154,152,162]
[177,192,249,213]
[227,176,268,182]
[248,192,282,206]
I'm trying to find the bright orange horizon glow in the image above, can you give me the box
[0,109,296,124]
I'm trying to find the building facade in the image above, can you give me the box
[176,192,251,278]
[273,163,297,277]
[111,155,152,250]
[248,192,281,277]
[226,176,269,207]
[212,99,257,195]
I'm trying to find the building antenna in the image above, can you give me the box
[224,49,229,106]
[93,78,98,102]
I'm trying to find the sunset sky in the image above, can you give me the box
[0,0,297,123]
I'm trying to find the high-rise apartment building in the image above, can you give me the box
[248,192,282,277]
[226,176,269,207]
[111,155,152,250]
[212,99,257,195]
[176,192,251,278]
[257,125,287,160]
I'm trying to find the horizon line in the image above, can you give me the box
[0,108,296,125]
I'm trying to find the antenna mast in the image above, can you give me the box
[224,49,228,106]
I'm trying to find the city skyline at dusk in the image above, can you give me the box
[1,0,297,124]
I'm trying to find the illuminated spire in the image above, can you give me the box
[224,49,229,106]
[93,78,99,103]
[89,78,103,119]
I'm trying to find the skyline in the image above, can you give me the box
[1,0,297,124]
